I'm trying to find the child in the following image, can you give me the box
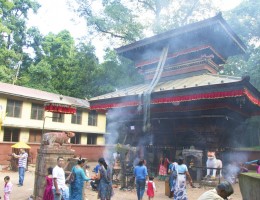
[4,176,12,200]
[146,176,156,200]
[43,167,54,200]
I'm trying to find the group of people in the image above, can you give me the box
[42,156,114,200]
[7,148,260,200]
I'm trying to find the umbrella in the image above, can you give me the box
[11,142,31,149]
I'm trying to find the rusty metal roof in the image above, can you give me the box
[90,74,242,101]
[0,82,89,108]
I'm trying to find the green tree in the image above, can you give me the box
[222,0,260,89]
[73,0,217,44]
[0,0,40,83]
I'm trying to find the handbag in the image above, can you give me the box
[66,167,75,184]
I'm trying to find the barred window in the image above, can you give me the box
[31,104,44,120]
[71,110,82,124]
[88,110,98,126]
[29,129,42,143]
[87,134,97,144]
[52,113,64,122]
[3,128,20,142]
[6,99,22,118]
[70,133,81,144]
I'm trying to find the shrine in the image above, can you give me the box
[89,14,260,179]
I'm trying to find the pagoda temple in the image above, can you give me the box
[89,14,260,174]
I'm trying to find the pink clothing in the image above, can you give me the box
[43,176,54,200]
[4,182,12,200]
[257,165,260,174]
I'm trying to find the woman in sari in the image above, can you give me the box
[168,159,177,198]
[69,158,91,200]
[174,157,193,200]
[97,157,114,200]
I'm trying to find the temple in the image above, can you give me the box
[89,14,260,177]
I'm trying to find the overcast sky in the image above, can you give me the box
[27,0,242,59]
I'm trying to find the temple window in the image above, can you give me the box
[87,134,97,144]
[31,103,44,120]
[3,128,20,142]
[6,99,22,118]
[88,110,98,126]
[52,113,64,122]
[71,110,82,124]
[29,129,42,143]
[70,132,81,144]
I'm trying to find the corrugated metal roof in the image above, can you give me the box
[90,74,242,101]
[0,82,89,108]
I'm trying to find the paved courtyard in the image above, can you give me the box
[0,163,242,200]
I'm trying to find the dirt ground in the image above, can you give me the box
[0,162,243,200]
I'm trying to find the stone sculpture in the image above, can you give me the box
[206,151,222,178]
[42,131,75,146]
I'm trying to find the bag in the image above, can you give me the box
[66,167,75,184]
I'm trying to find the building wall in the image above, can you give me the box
[0,95,107,144]
[0,142,108,165]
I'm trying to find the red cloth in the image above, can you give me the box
[43,176,54,200]
[147,181,154,197]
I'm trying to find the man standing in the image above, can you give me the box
[12,148,28,187]
[52,157,69,200]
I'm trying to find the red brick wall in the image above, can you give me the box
[0,142,108,165]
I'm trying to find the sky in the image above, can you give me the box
[27,0,242,60]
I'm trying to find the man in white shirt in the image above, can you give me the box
[197,181,234,200]
[12,148,28,187]
[52,157,69,200]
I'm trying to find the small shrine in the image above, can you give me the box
[90,14,260,178]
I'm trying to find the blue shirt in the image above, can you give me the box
[93,164,100,173]
[134,165,148,180]
[176,164,188,174]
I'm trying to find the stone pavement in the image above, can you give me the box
[0,163,242,200]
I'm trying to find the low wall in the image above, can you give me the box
[0,142,110,165]
[239,173,260,200]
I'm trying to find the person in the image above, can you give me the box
[4,176,12,200]
[90,164,100,191]
[146,176,156,200]
[134,159,148,200]
[158,156,170,181]
[174,157,193,200]
[168,159,178,198]
[85,165,90,178]
[197,180,234,200]
[96,157,114,200]
[52,157,69,200]
[43,167,54,200]
[250,160,260,174]
[12,148,28,187]
[69,158,91,200]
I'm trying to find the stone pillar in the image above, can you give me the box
[33,146,74,199]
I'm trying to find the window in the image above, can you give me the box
[3,128,20,142]
[70,133,81,144]
[31,104,44,120]
[52,113,64,122]
[29,129,42,143]
[87,134,97,144]
[71,110,82,124]
[6,99,22,118]
[88,110,98,126]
